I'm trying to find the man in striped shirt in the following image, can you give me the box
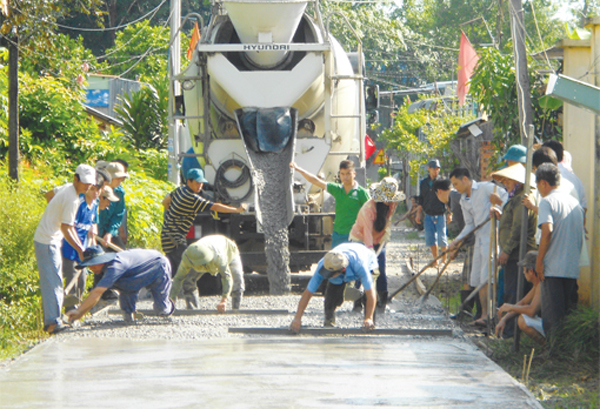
[161,168,247,308]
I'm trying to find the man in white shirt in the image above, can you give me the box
[34,164,95,334]
[448,168,507,326]
[542,140,587,213]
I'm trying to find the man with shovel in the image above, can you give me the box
[66,245,175,323]
[290,242,378,332]
[448,168,507,327]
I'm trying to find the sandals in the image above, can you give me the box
[469,318,488,327]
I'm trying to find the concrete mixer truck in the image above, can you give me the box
[167,0,374,293]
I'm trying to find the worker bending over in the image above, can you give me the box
[170,235,245,312]
[66,246,174,323]
[290,242,378,333]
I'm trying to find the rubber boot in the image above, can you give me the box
[376,291,388,315]
[231,291,242,310]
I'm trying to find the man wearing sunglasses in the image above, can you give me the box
[290,242,378,333]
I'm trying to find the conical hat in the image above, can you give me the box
[491,163,535,186]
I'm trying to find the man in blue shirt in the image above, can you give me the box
[66,246,175,323]
[290,242,378,332]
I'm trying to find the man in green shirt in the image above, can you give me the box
[290,160,369,247]
[170,234,244,311]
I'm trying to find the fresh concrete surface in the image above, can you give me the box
[1,336,542,408]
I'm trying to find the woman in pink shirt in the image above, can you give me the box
[350,177,405,313]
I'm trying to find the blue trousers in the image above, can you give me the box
[424,214,448,247]
[35,241,64,327]
[116,259,173,315]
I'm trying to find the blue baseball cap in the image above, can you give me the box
[186,168,208,183]
[502,145,527,164]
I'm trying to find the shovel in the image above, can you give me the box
[418,243,463,305]
[389,216,491,302]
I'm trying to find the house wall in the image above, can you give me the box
[559,33,599,308]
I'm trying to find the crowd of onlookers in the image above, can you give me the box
[403,141,586,343]
[34,139,588,342]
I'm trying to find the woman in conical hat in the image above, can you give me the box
[349,177,406,314]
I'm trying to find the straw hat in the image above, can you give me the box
[369,177,406,202]
[491,163,534,186]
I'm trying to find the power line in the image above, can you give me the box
[13,0,168,33]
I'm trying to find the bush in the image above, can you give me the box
[0,162,55,358]
[548,305,599,365]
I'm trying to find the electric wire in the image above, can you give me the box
[529,0,553,72]
[0,3,165,71]
[109,7,174,78]
[12,0,168,33]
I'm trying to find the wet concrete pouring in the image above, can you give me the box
[0,226,542,408]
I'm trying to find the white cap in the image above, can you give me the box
[76,164,96,184]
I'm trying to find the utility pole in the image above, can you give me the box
[167,0,181,184]
[509,0,533,145]
[8,32,19,182]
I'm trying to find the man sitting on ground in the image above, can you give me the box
[395,196,423,231]
[495,251,544,344]
[66,245,174,323]
[290,242,378,333]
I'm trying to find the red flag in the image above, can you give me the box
[365,135,376,160]
[457,30,479,106]
[186,22,201,60]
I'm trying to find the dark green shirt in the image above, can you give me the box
[326,182,370,235]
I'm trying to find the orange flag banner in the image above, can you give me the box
[457,30,479,106]
[186,22,201,60]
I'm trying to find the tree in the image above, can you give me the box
[58,0,212,56]
[0,0,102,180]
[381,96,475,181]
[468,46,561,151]
[113,77,168,149]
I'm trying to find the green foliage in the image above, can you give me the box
[469,46,562,150]
[114,77,168,150]
[0,163,56,358]
[102,21,172,81]
[19,33,96,86]
[0,0,102,42]
[125,171,174,250]
[381,96,474,182]
[17,71,101,165]
[318,2,419,86]
[548,305,599,364]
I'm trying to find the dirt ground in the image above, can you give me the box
[390,221,599,409]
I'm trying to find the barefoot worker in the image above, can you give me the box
[290,242,378,333]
